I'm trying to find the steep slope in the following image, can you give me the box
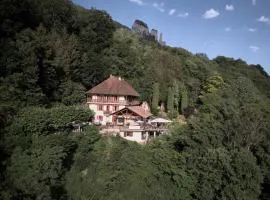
[0,0,270,199]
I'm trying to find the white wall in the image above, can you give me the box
[118,96,125,101]
[119,131,145,143]
[87,95,128,125]
[89,103,107,125]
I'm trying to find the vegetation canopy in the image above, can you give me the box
[0,0,270,199]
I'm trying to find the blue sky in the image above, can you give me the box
[72,0,270,74]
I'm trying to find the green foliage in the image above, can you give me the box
[66,136,195,200]
[167,87,174,113]
[172,81,180,111]
[9,105,93,136]
[179,83,189,113]
[59,81,86,105]
[151,82,159,114]
[7,134,76,199]
[1,0,270,199]
[203,74,225,93]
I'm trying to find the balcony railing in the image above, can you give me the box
[119,125,168,132]
[104,110,113,114]
[87,98,128,104]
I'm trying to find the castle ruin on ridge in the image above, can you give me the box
[131,19,166,46]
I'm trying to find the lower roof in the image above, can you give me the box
[110,106,152,119]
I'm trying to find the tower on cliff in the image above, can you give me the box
[150,29,158,41]
[159,32,163,44]
[132,20,149,36]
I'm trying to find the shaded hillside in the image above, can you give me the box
[114,20,130,30]
[0,0,270,199]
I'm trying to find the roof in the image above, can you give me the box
[110,106,152,119]
[128,106,152,118]
[134,19,148,29]
[87,75,139,97]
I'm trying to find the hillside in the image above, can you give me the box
[0,0,270,199]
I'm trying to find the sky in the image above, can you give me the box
[72,0,270,74]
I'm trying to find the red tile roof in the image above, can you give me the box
[128,106,152,118]
[87,75,139,97]
[110,106,152,119]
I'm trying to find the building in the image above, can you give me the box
[158,32,166,46]
[87,75,172,143]
[86,75,139,125]
[131,19,165,43]
[132,19,149,37]
[150,29,158,41]
[103,106,171,144]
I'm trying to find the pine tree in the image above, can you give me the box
[167,87,174,112]
[173,81,180,113]
[180,84,188,114]
[151,83,159,113]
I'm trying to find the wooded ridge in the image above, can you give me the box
[0,0,270,199]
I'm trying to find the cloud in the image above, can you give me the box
[248,28,256,32]
[252,0,256,5]
[249,46,260,52]
[178,12,189,18]
[225,27,231,31]
[129,0,145,6]
[153,2,165,12]
[203,9,220,19]
[257,16,270,23]
[168,9,176,16]
[225,5,234,11]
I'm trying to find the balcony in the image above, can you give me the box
[104,110,112,114]
[87,98,128,104]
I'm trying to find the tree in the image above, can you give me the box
[151,83,159,114]
[173,81,180,112]
[58,81,86,105]
[8,105,94,137]
[167,87,174,112]
[1,0,270,199]
[203,74,225,93]
[7,134,76,199]
[167,87,178,118]
[179,83,188,114]
[70,9,116,88]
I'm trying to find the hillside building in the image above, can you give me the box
[87,75,172,143]
[86,75,139,125]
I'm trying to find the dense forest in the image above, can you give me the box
[1,0,270,199]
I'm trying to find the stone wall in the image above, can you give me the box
[131,19,165,45]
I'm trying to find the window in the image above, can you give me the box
[124,132,133,137]
[113,106,118,111]
[98,116,103,122]
[127,132,133,137]
[117,117,124,124]
[106,105,110,111]
[109,96,117,101]
[98,105,103,110]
